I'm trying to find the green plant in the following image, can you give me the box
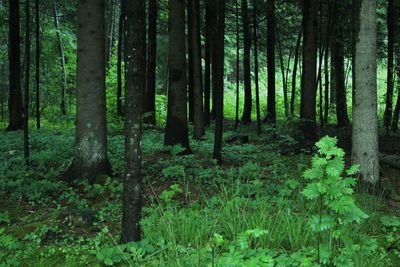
[301,136,368,265]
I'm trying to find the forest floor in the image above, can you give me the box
[1,118,400,266]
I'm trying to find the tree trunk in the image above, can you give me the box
[213,0,226,164]
[265,0,276,123]
[323,41,329,123]
[384,0,395,135]
[300,0,318,140]
[7,0,23,131]
[253,0,261,134]
[204,0,212,126]
[241,0,252,124]
[164,0,191,152]
[277,24,289,119]
[120,0,146,244]
[116,0,124,117]
[24,0,31,164]
[352,0,379,186]
[144,0,157,125]
[187,0,194,123]
[64,0,112,184]
[35,0,40,129]
[53,0,67,115]
[235,0,240,129]
[105,0,115,67]
[290,29,302,117]
[391,58,400,132]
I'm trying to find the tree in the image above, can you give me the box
[235,0,240,129]
[241,0,252,124]
[144,0,157,125]
[187,0,194,123]
[213,0,226,163]
[7,0,23,131]
[120,0,146,244]
[116,0,124,117]
[190,0,204,140]
[64,0,112,183]
[290,29,302,117]
[204,0,212,126]
[300,0,318,139]
[164,0,191,152]
[352,0,379,186]
[35,0,40,129]
[266,0,276,123]
[24,0,31,164]
[253,0,261,133]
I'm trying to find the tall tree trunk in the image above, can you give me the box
[290,29,302,117]
[35,0,40,129]
[204,0,212,126]
[265,0,276,123]
[391,58,400,132]
[190,0,204,140]
[213,0,226,164]
[105,0,115,67]
[300,0,318,140]
[53,0,67,115]
[116,0,124,117]
[277,25,289,119]
[187,0,194,123]
[7,0,23,131]
[64,0,112,184]
[241,0,252,124]
[323,41,329,123]
[352,0,379,186]
[144,0,157,125]
[253,0,261,133]
[234,0,240,130]
[120,0,146,244]
[384,0,395,135]
[24,0,31,164]
[164,0,191,152]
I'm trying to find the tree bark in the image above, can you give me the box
[144,0,157,125]
[253,0,261,133]
[116,0,124,117]
[265,0,276,123]
[164,0,191,152]
[241,0,252,124]
[64,0,112,184]
[24,0,31,164]
[120,0,146,244]
[235,0,240,129]
[352,0,380,186]
[204,0,212,126]
[300,0,318,140]
[187,0,194,123]
[290,29,302,117]
[35,0,40,129]
[7,0,23,131]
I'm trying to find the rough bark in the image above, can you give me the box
[241,0,252,124]
[7,0,23,131]
[164,0,191,152]
[64,0,112,184]
[120,0,146,244]
[352,0,380,185]
[265,0,276,123]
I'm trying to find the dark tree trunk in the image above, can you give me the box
[116,0,124,117]
[210,0,218,121]
[190,0,204,140]
[265,0,276,123]
[241,0,252,124]
[35,0,40,129]
[120,0,146,244]
[204,0,212,126]
[53,0,67,115]
[384,0,395,134]
[290,29,302,117]
[105,0,116,67]
[392,58,400,132]
[234,0,240,130]
[323,41,329,123]
[187,0,194,123]
[7,0,23,131]
[213,0,226,164]
[164,0,191,152]
[300,0,318,140]
[253,0,261,133]
[24,0,31,164]
[144,0,157,125]
[64,0,112,184]
[277,24,290,119]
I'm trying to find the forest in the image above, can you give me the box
[1,0,400,266]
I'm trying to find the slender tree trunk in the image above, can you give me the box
[241,0,252,124]
[120,0,146,244]
[323,41,329,123]
[164,0,191,152]
[265,0,276,123]
[253,0,261,134]
[191,0,204,139]
[64,0,112,184]
[391,58,400,132]
[290,29,302,117]
[235,0,240,130]
[384,0,395,135]
[352,0,379,186]
[204,0,212,126]
[53,0,67,115]
[116,0,124,117]
[144,0,157,125]
[187,0,194,123]
[213,0,226,164]
[277,25,289,119]
[300,0,318,140]
[7,0,23,131]
[24,0,31,164]
[35,0,40,129]
[105,0,115,67]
